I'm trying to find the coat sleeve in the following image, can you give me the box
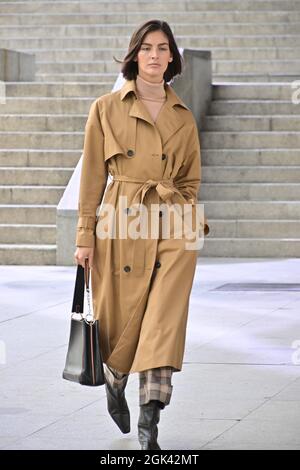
[174,119,210,236]
[75,98,108,247]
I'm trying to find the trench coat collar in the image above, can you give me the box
[120,78,189,145]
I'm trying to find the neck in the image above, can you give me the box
[135,73,166,101]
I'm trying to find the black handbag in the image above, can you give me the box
[62,258,105,386]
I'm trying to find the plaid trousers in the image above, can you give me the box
[104,364,174,408]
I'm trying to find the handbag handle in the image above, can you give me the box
[71,258,90,316]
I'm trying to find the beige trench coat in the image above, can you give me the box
[76,78,209,374]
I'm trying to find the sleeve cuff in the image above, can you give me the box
[75,228,95,248]
[77,216,96,230]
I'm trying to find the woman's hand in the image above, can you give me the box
[74,246,94,269]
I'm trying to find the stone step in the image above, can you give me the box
[202,200,300,219]
[0,115,86,131]
[0,23,299,37]
[203,116,300,131]
[2,35,300,49]
[36,63,122,76]
[0,131,83,149]
[33,72,300,83]
[0,224,56,244]
[0,244,56,265]
[0,167,73,185]
[1,0,299,14]
[201,149,300,166]
[2,11,300,25]
[0,238,300,265]
[0,149,81,167]
[212,60,300,74]
[0,97,94,114]
[201,131,300,149]
[34,73,119,82]
[3,130,299,150]
[21,47,300,62]
[202,166,300,183]
[5,82,113,98]
[213,73,300,82]
[213,84,295,100]
[2,148,298,169]
[0,205,56,224]
[2,219,295,243]
[201,237,300,257]
[212,47,300,60]
[0,186,65,204]
[206,219,300,238]
[15,164,300,189]
[201,182,300,200]
[34,59,300,74]
[208,100,300,115]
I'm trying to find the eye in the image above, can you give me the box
[141,47,168,51]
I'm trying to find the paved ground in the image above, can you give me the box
[0,258,300,450]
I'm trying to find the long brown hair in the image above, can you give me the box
[113,19,183,83]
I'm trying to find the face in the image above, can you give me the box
[134,30,173,83]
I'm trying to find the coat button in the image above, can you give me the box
[127,149,135,157]
[124,265,131,272]
[162,153,167,160]
[155,261,161,269]
[159,210,163,217]
[124,207,130,214]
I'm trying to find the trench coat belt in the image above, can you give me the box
[112,174,185,272]
[112,174,184,203]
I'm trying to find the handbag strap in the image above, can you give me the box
[72,258,90,314]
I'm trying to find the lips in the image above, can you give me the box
[149,64,160,66]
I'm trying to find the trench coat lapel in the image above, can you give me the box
[120,78,189,147]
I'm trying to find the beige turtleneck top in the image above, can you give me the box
[135,73,166,123]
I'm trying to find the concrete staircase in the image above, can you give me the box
[0,84,111,264]
[201,83,300,256]
[0,0,299,263]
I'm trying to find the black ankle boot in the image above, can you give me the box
[138,400,162,450]
[104,366,130,434]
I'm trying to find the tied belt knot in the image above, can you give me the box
[111,174,186,273]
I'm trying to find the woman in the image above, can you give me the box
[74,19,209,450]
